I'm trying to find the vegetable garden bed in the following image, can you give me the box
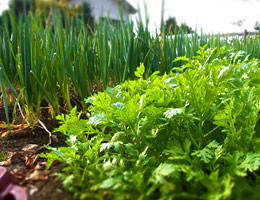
[0,8,259,200]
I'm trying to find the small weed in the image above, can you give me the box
[0,152,8,161]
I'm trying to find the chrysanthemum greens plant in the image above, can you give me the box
[41,47,260,200]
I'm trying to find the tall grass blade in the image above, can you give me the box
[0,66,10,130]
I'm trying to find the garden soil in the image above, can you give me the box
[0,106,74,200]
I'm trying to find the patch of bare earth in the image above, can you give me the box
[0,106,74,200]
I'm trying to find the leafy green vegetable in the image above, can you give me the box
[191,140,222,163]
[42,48,260,200]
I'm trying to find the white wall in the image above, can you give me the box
[68,0,128,21]
[0,0,9,14]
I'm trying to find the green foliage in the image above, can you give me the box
[9,0,35,17]
[0,9,260,122]
[0,66,10,129]
[41,48,260,199]
[191,140,222,163]
[164,16,193,34]
[0,152,8,161]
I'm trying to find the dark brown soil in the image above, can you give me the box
[0,106,74,200]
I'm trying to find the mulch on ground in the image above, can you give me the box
[0,106,74,200]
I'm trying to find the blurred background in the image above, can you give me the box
[0,0,260,34]
[129,0,260,34]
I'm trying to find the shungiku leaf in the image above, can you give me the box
[63,175,75,188]
[85,96,96,104]
[87,113,108,126]
[135,63,145,78]
[172,56,188,63]
[100,178,115,189]
[99,177,121,189]
[152,163,179,184]
[240,152,260,172]
[110,102,125,109]
[191,140,221,163]
[111,132,129,143]
[218,66,233,82]
[100,142,122,152]
[154,163,176,176]
[163,108,183,119]
[100,143,114,152]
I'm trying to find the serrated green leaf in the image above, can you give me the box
[152,163,179,184]
[134,63,145,78]
[99,143,113,152]
[111,132,128,143]
[63,175,75,189]
[163,108,183,119]
[110,102,125,109]
[154,163,176,176]
[85,96,96,104]
[241,152,260,172]
[191,141,220,163]
[100,177,121,189]
[87,113,108,126]
[173,56,188,63]
[218,66,233,82]
[125,143,139,156]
